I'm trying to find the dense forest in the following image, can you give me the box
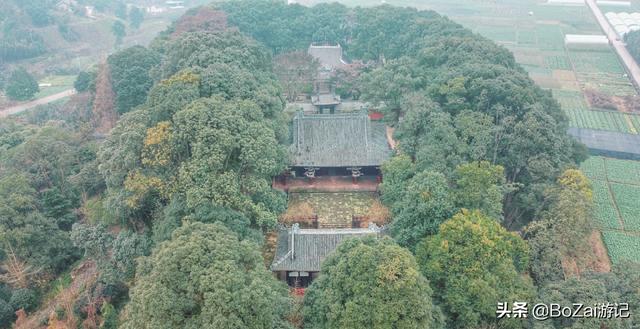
[0,1,638,328]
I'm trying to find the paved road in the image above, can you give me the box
[0,89,76,118]
[586,0,640,92]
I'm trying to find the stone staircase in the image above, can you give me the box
[319,222,352,229]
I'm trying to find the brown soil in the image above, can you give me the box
[585,230,611,273]
[263,231,279,267]
[586,88,640,113]
[15,261,98,329]
[561,230,611,279]
[552,69,577,81]
[561,257,580,279]
[386,126,397,150]
[586,89,617,110]
[612,96,629,112]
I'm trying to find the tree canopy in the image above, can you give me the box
[417,210,534,329]
[121,221,292,329]
[107,46,160,114]
[625,30,640,64]
[98,29,288,230]
[304,236,442,329]
[5,68,38,101]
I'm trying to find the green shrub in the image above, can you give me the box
[0,299,13,328]
[74,71,95,92]
[9,288,37,312]
[0,285,10,302]
[84,197,118,226]
[100,302,118,329]
[5,68,39,101]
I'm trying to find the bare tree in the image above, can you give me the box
[0,244,40,289]
[273,52,319,102]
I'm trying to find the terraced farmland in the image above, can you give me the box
[581,156,640,263]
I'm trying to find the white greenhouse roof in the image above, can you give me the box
[547,0,584,4]
[564,34,609,44]
[605,12,640,36]
[598,1,631,6]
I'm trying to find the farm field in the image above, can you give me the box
[602,231,640,263]
[581,156,640,264]
[35,75,76,99]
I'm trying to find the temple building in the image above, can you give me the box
[270,42,391,290]
[307,43,346,69]
[271,223,382,287]
[289,110,392,179]
[308,43,346,113]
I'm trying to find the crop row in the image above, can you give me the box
[544,55,572,70]
[580,156,607,180]
[552,90,589,111]
[602,230,640,263]
[570,50,626,75]
[563,108,634,133]
[611,183,640,231]
[605,159,640,185]
[590,179,622,230]
[576,74,637,97]
[582,156,640,185]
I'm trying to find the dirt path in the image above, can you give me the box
[586,0,640,93]
[0,89,75,118]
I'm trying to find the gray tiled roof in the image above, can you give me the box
[290,111,392,167]
[308,44,346,69]
[270,226,381,272]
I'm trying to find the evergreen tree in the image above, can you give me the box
[121,222,292,329]
[111,21,126,46]
[5,68,38,101]
[304,237,442,329]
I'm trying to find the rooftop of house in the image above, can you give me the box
[290,111,392,168]
[308,43,347,69]
[270,224,382,272]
